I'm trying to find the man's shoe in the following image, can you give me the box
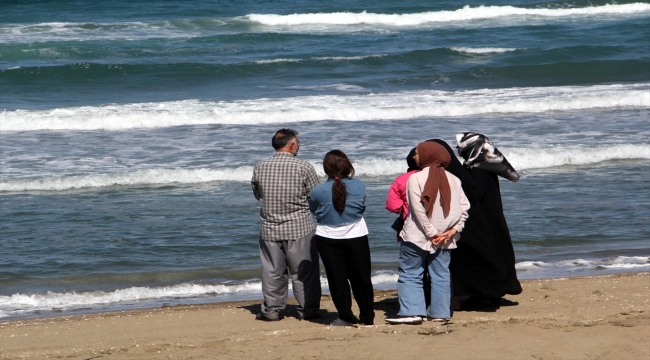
[385,316,423,325]
[255,313,280,322]
[330,318,354,327]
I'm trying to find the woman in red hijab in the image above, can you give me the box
[385,141,470,324]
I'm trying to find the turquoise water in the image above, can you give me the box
[1,0,649,319]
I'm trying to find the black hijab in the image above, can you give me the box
[406,147,420,172]
[456,132,520,182]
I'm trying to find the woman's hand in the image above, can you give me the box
[431,228,458,245]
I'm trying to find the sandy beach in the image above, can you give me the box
[1,272,648,359]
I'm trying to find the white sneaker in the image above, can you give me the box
[330,318,354,327]
[424,317,450,322]
[385,316,423,325]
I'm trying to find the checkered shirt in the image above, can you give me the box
[251,152,320,241]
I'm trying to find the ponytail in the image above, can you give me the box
[322,150,355,213]
[332,177,347,212]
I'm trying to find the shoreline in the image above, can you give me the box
[2,271,648,359]
[2,268,647,322]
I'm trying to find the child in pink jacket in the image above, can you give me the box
[386,148,420,239]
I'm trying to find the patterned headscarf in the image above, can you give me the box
[417,142,451,218]
[455,132,520,182]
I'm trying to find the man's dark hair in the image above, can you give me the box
[272,128,299,150]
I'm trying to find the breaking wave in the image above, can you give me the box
[1,144,648,192]
[516,256,650,279]
[254,54,387,64]
[1,84,648,132]
[3,4,649,44]
[246,3,650,26]
[0,273,396,319]
[450,47,517,53]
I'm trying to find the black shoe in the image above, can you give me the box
[299,312,323,321]
[256,313,280,322]
[497,298,519,306]
[460,296,499,310]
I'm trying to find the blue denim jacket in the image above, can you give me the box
[309,178,366,226]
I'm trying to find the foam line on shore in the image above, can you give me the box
[0,256,647,318]
[516,256,650,279]
[2,84,648,132]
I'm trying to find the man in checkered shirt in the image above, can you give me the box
[251,128,322,321]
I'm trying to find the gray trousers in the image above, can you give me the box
[259,231,321,319]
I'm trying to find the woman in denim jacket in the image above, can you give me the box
[309,150,374,326]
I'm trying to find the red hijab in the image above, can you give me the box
[417,142,451,217]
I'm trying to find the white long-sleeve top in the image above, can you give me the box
[400,167,470,253]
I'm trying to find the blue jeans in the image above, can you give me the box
[397,241,453,318]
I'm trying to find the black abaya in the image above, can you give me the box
[468,168,522,295]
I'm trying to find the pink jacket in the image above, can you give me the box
[386,170,420,219]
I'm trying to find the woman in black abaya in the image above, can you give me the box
[427,137,521,308]
[455,133,522,299]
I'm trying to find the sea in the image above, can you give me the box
[1,0,649,320]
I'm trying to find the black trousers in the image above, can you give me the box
[315,234,375,325]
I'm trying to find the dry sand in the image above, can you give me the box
[1,272,648,359]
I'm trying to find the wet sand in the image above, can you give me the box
[1,272,648,359]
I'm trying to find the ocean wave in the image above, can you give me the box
[1,144,648,192]
[0,274,396,318]
[254,54,387,64]
[253,58,303,64]
[516,256,650,279]
[1,84,648,132]
[0,282,262,319]
[0,167,253,192]
[504,144,650,171]
[3,4,649,44]
[246,3,650,26]
[0,21,182,43]
[284,83,368,91]
[450,47,517,54]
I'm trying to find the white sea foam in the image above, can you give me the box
[0,167,253,192]
[311,54,387,61]
[254,54,386,64]
[285,83,367,91]
[515,256,650,279]
[1,144,648,192]
[0,21,184,43]
[505,144,650,170]
[246,3,650,26]
[450,47,517,54]
[254,58,303,64]
[0,282,262,318]
[2,84,648,132]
